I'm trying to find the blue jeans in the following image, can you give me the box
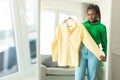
[75,45,101,80]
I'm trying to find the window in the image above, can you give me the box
[0,0,37,79]
[25,0,37,64]
[40,11,55,55]
[0,0,18,77]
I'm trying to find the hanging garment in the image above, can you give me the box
[51,20,105,67]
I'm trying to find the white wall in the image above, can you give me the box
[109,0,120,80]
[97,0,120,80]
[41,0,83,13]
[111,49,120,80]
[41,0,89,22]
[109,0,120,51]
[95,1,112,80]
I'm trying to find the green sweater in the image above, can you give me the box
[83,20,107,56]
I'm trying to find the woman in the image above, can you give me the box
[75,4,107,80]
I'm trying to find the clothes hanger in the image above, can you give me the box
[68,16,73,20]
[67,17,74,27]
[63,16,73,23]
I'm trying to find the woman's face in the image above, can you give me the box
[87,9,98,23]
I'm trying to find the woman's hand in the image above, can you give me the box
[100,55,106,62]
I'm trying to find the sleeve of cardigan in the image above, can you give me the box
[100,25,107,56]
[81,24,105,60]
